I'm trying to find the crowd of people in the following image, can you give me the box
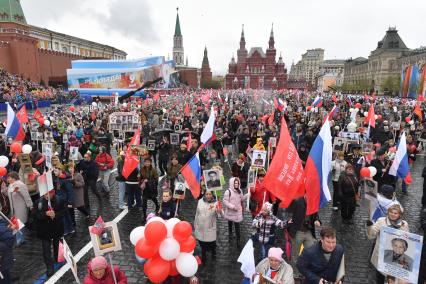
[0,68,71,106]
[0,88,425,284]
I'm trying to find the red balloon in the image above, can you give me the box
[179,235,196,253]
[69,106,75,112]
[307,106,312,111]
[169,260,179,276]
[355,103,362,109]
[377,114,382,120]
[144,256,170,283]
[173,221,193,242]
[10,142,22,154]
[135,237,160,259]
[145,221,167,245]
[360,167,370,178]
[405,117,411,123]
[358,127,365,133]
[0,167,7,177]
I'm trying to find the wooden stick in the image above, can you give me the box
[107,253,118,284]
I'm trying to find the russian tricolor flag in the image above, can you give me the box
[4,103,25,141]
[181,153,202,198]
[305,118,333,215]
[273,97,285,112]
[311,96,323,108]
[389,132,412,184]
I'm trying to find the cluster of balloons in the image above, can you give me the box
[0,143,33,177]
[360,166,377,178]
[404,117,415,125]
[130,217,199,283]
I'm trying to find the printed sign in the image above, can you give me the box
[251,150,267,168]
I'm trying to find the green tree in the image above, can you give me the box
[381,76,400,96]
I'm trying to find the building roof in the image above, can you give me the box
[202,46,209,66]
[0,0,27,24]
[321,59,345,65]
[248,47,266,58]
[174,8,182,37]
[376,27,407,50]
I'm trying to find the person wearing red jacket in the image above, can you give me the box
[83,256,127,284]
[249,171,275,218]
[95,146,114,198]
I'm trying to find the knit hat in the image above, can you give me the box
[91,256,108,271]
[268,247,283,262]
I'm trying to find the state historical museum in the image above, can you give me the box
[225,25,287,89]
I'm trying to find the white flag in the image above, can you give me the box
[200,106,215,144]
[237,239,256,280]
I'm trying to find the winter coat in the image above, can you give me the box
[83,262,127,284]
[34,195,66,240]
[0,219,14,272]
[337,172,359,203]
[115,157,125,182]
[231,161,249,182]
[166,164,182,182]
[72,172,85,208]
[252,213,288,244]
[140,166,158,198]
[194,197,220,242]
[158,142,171,161]
[255,258,294,284]
[158,200,176,220]
[223,178,244,223]
[95,152,114,171]
[6,180,33,224]
[177,150,191,166]
[297,241,344,284]
[78,160,99,181]
[367,216,409,270]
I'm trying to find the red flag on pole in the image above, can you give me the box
[186,132,191,152]
[262,118,305,208]
[16,105,29,124]
[414,104,423,121]
[364,104,376,128]
[33,108,44,124]
[184,104,190,117]
[122,130,140,179]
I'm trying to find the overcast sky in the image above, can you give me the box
[21,0,426,75]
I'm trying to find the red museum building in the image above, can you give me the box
[225,25,287,90]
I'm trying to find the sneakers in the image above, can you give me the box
[332,207,339,211]
[119,205,128,210]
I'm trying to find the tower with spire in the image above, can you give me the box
[201,46,212,87]
[173,7,184,66]
[225,24,287,89]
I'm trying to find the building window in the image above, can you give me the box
[54,42,59,51]
[62,46,68,53]
[39,41,45,49]
[72,46,76,54]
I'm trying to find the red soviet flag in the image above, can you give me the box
[122,130,140,179]
[33,108,44,124]
[262,118,305,208]
[184,104,190,117]
[16,105,29,124]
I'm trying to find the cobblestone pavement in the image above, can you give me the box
[10,152,425,284]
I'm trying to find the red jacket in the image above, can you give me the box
[249,179,275,216]
[83,263,127,284]
[95,153,114,171]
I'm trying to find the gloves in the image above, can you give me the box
[366,220,373,227]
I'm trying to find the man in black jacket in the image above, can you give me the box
[158,136,171,175]
[34,190,66,276]
[297,227,344,284]
[78,152,100,209]
[0,216,14,284]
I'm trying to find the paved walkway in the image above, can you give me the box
[10,153,425,284]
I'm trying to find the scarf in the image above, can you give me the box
[387,217,403,229]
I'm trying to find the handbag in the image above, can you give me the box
[348,177,360,202]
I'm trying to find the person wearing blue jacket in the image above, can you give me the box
[0,216,14,284]
[297,227,344,284]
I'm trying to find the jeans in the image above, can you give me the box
[159,160,168,176]
[118,181,126,208]
[259,235,275,259]
[401,180,408,192]
[99,170,111,192]
[15,229,25,246]
[84,179,101,209]
[126,183,142,208]
[291,230,316,275]
[63,208,75,234]
[41,237,60,270]
[0,270,11,284]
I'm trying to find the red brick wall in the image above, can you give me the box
[0,42,12,71]
[178,69,198,88]
[38,49,82,85]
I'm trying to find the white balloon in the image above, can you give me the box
[374,115,378,119]
[354,108,359,113]
[92,102,97,107]
[146,216,166,225]
[162,108,167,113]
[349,108,354,113]
[166,218,181,238]
[364,112,368,117]
[129,226,145,246]
[22,144,32,154]
[159,238,180,260]
[409,120,414,125]
[347,122,357,133]
[44,120,50,127]
[368,166,377,178]
[176,253,198,277]
[122,103,128,108]
[0,156,9,168]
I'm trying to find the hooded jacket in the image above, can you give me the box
[83,261,127,284]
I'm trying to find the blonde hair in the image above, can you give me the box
[387,204,403,217]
